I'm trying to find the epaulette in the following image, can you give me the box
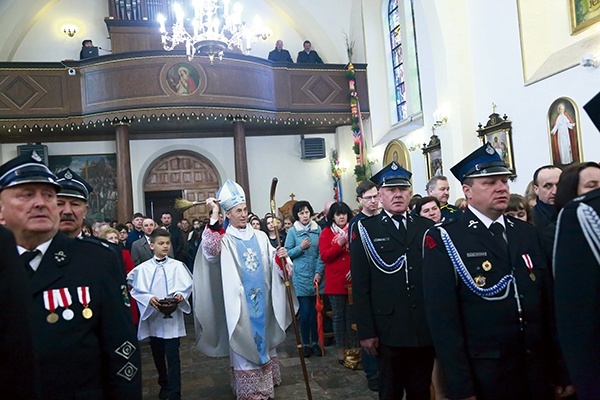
[573,187,600,203]
[76,235,112,250]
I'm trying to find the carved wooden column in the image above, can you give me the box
[232,118,251,210]
[115,122,134,223]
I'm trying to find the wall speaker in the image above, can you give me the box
[301,137,326,160]
[17,144,49,166]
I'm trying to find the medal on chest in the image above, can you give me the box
[78,286,93,319]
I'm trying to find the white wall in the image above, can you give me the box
[2,0,599,209]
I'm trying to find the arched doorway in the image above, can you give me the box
[143,150,220,223]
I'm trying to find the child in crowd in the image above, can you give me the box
[127,229,193,400]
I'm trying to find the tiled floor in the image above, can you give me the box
[140,315,379,399]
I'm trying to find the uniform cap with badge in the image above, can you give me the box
[55,167,93,201]
[370,161,412,188]
[450,142,513,184]
[0,150,60,191]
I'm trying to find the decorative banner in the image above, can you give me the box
[346,63,371,183]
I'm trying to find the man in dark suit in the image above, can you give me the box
[296,40,323,63]
[161,211,185,264]
[268,39,293,62]
[131,217,174,265]
[0,151,142,399]
[425,175,462,222]
[0,225,39,399]
[351,161,435,400]
[422,143,572,400]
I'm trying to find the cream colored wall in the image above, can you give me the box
[361,0,600,201]
[2,0,600,209]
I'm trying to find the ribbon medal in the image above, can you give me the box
[43,289,59,324]
[78,286,93,319]
[521,254,535,281]
[57,288,74,320]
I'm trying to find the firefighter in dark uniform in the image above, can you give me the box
[422,143,572,400]
[554,187,600,400]
[351,161,435,400]
[554,93,600,400]
[0,151,142,400]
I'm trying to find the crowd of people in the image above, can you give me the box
[2,138,600,400]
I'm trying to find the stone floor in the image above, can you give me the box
[140,315,379,400]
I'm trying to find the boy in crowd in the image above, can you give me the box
[128,229,193,400]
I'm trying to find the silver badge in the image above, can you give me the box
[391,163,398,170]
[116,362,138,381]
[468,220,479,228]
[486,145,494,155]
[64,170,73,179]
[115,341,137,360]
[55,251,66,263]
[31,150,42,162]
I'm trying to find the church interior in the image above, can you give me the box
[0,0,599,222]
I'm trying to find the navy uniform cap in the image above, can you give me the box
[55,168,93,201]
[0,150,60,191]
[450,142,512,184]
[370,161,412,188]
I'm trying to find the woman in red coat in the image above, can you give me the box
[319,201,357,365]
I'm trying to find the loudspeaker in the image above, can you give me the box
[17,144,49,165]
[301,137,326,160]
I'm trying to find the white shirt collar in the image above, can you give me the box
[18,237,53,271]
[468,205,505,229]
[384,210,407,228]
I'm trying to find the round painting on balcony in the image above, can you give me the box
[167,63,200,95]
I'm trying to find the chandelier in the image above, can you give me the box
[158,0,271,64]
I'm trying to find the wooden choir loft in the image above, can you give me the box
[0,0,370,223]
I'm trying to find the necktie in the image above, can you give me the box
[392,214,407,240]
[20,249,40,277]
[489,222,507,251]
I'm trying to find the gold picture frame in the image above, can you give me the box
[570,0,600,34]
[477,113,516,175]
[383,139,411,171]
[422,135,442,181]
[547,97,583,166]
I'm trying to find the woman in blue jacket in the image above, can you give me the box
[285,200,324,357]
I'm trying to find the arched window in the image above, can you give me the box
[388,0,421,123]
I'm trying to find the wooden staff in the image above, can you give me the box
[270,177,312,400]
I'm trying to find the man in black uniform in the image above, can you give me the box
[0,151,142,399]
[351,161,435,400]
[426,175,462,222]
[0,225,39,399]
[422,143,572,400]
[56,167,93,238]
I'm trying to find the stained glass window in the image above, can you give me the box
[388,0,420,123]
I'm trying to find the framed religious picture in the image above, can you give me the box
[477,112,516,175]
[569,0,600,34]
[383,139,411,170]
[48,154,118,222]
[166,62,200,95]
[547,97,582,166]
[422,134,443,181]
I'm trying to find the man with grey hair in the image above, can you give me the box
[426,175,462,222]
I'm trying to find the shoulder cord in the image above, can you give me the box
[577,203,600,265]
[438,227,516,301]
[358,220,407,277]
